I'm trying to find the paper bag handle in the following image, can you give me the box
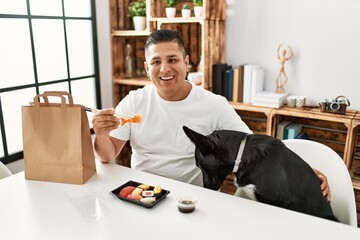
[43,91,74,106]
[32,93,69,129]
[34,93,67,108]
[33,91,74,107]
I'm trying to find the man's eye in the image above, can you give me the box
[151,60,161,65]
[169,59,177,63]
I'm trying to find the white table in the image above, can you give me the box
[1,161,360,240]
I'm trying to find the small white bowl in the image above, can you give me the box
[177,198,197,213]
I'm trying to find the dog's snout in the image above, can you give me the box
[203,175,221,190]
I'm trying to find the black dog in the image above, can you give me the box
[183,126,338,222]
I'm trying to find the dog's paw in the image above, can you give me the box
[234,184,257,201]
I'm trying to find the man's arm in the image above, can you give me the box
[92,108,126,163]
[94,136,126,163]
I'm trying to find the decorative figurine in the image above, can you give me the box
[275,44,293,93]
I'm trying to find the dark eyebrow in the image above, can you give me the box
[150,56,161,61]
[149,55,179,62]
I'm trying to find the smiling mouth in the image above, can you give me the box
[160,75,175,81]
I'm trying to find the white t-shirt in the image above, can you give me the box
[110,83,252,186]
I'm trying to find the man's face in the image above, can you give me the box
[144,42,189,101]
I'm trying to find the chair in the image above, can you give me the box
[0,161,12,180]
[283,139,357,227]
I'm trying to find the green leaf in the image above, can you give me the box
[164,0,178,8]
[128,0,146,17]
[193,0,203,7]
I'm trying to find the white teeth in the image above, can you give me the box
[160,76,174,80]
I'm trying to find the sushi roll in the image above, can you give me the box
[140,197,156,204]
[142,190,154,197]
[131,187,143,196]
[153,185,162,198]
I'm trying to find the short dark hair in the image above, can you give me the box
[145,29,186,57]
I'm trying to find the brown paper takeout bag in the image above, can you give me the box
[21,91,96,184]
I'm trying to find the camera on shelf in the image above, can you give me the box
[319,96,350,115]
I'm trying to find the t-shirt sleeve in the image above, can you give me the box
[217,98,253,134]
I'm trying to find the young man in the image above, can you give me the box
[92,29,331,201]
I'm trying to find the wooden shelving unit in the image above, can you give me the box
[269,106,357,168]
[351,113,360,227]
[350,113,360,187]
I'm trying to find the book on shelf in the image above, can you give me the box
[253,91,289,101]
[213,62,288,108]
[237,65,244,102]
[212,63,230,96]
[223,67,233,101]
[250,68,265,104]
[232,65,245,102]
[284,123,302,139]
[251,100,285,108]
[232,67,239,102]
[276,121,292,140]
[295,132,309,140]
[251,91,289,108]
[243,64,260,103]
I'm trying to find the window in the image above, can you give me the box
[0,0,100,164]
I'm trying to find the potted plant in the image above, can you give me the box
[193,0,203,18]
[128,0,146,31]
[165,0,177,18]
[181,4,191,19]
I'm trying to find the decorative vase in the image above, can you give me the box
[181,9,191,19]
[194,6,203,18]
[165,7,176,18]
[132,16,146,31]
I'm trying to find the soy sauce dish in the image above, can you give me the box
[177,198,197,213]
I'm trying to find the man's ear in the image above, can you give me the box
[144,61,149,76]
[184,54,189,67]
[183,126,214,153]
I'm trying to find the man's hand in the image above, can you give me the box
[92,108,122,163]
[313,168,331,203]
[92,108,120,138]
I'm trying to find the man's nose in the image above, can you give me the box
[160,62,170,72]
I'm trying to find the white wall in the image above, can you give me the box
[95,0,113,109]
[226,0,360,109]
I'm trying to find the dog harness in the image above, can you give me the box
[232,135,248,173]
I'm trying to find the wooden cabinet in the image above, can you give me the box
[349,113,360,186]
[227,102,360,226]
[269,106,356,168]
[349,110,360,228]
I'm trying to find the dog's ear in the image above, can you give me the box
[183,126,214,153]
